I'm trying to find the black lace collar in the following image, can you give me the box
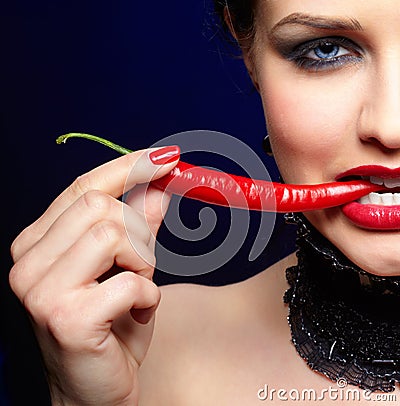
[284,213,400,392]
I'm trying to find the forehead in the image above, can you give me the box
[257,0,399,27]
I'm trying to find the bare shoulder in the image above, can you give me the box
[138,282,228,404]
[139,282,232,361]
[138,254,296,405]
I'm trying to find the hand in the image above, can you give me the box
[9,146,180,405]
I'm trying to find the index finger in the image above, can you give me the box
[12,147,179,261]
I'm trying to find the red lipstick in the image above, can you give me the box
[336,165,400,180]
[342,202,400,230]
[338,165,400,230]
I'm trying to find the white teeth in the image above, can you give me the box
[370,176,384,185]
[369,176,400,188]
[358,192,400,206]
[383,178,400,188]
[381,194,394,205]
[370,192,381,204]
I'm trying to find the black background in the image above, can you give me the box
[1,2,296,404]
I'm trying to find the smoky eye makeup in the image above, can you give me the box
[277,36,364,72]
[268,25,363,72]
[267,16,364,72]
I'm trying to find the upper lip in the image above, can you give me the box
[335,165,400,181]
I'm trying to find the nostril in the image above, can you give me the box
[359,132,400,151]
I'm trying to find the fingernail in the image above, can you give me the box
[149,146,180,165]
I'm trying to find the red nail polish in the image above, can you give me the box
[149,146,180,165]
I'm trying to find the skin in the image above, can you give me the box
[9,0,400,405]
[247,0,400,276]
[10,150,176,405]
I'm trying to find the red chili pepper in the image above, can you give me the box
[57,133,384,213]
[152,161,383,213]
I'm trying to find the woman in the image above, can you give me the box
[9,0,400,404]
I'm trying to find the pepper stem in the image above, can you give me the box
[56,133,132,155]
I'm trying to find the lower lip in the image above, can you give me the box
[342,201,400,230]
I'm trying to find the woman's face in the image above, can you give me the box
[250,0,400,276]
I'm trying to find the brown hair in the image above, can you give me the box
[213,0,255,43]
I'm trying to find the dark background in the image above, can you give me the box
[1,2,296,404]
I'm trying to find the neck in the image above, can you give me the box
[284,213,400,393]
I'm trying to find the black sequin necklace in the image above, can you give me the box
[284,213,400,392]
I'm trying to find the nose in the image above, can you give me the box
[359,56,400,151]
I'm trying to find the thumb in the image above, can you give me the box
[123,146,180,239]
[124,183,171,239]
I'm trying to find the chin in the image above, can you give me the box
[347,236,400,277]
[304,209,400,277]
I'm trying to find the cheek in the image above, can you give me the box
[260,72,360,182]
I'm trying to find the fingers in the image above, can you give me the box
[54,220,154,284]
[44,191,152,268]
[11,206,156,301]
[8,145,178,406]
[22,270,160,351]
[124,183,171,243]
[90,272,161,325]
[10,194,151,297]
[10,147,178,301]
[11,146,180,262]
[11,216,160,354]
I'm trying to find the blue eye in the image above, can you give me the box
[287,37,362,72]
[311,42,341,59]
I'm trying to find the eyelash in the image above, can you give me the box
[286,37,363,72]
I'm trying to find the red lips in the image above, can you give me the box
[338,165,400,230]
[336,165,400,180]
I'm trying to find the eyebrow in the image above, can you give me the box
[270,12,363,35]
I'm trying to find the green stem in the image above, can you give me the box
[56,133,132,155]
